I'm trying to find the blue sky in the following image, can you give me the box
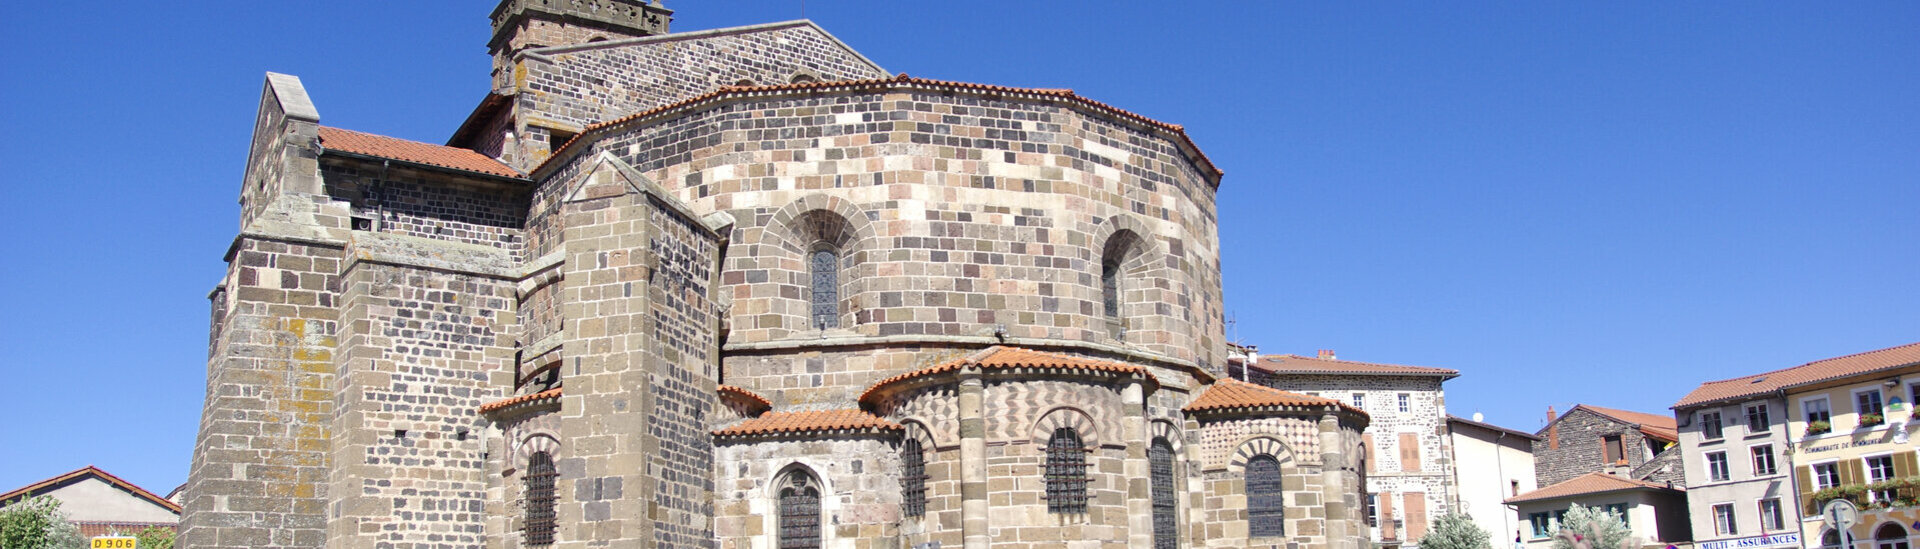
[1,1,1914,495]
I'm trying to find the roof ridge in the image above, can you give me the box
[0,465,181,513]
[318,126,523,179]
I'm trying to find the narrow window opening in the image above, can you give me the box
[1044,428,1088,514]
[778,470,821,549]
[901,439,927,518]
[809,246,839,329]
[525,451,557,545]
[1247,454,1285,537]
[548,129,578,153]
[1150,438,1177,549]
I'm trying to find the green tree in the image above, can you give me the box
[134,525,176,549]
[0,494,85,549]
[1549,504,1634,549]
[1418,512,1493,549]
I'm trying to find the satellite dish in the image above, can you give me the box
[1473,412,1485,422]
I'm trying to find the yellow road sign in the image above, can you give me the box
[91,537,138,549]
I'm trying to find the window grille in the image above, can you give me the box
[1101,257,1121,318]
[525,451,558,546]
[809,248,839,328]
[901,439,928,518]
[1150,439,1178,549]
[1045,428,1089,514]
[1247,454,1285,538]
[779,471,821,549]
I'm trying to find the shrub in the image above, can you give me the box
[1418,512,1492,549]
[1549,504,1635,549]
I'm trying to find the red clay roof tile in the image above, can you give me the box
[319,126,522,179]
[712,409,902,438]
[478,387,562,414]
[1504,472,1678,504]
[1183,378,1364,416]
[1573,404,1678,443]
[1673,341,1920,409]
[1249,354,1459,378]
[539,74,1222,184]
[718,384,772,415]
[857,346,1150,404]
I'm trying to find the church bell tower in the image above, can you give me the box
[488,0,673,90]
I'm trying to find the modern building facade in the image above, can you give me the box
[1672,384,1797,549]
[1445,415,1538,546]
[178,2,1376,549]
[1230,349,1459,547]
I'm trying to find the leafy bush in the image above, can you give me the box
[1549,504,1634,549]
[0,494,84,549]
[1418,512,1492,549]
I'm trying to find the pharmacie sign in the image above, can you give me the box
[1697,532,1799,549]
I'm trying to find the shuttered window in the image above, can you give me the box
[525,451,557,546]
[901,439,927,518]
[1247,455,1285,538]
[1045,428,1089,514]
[1150,439,1177,549]
[779,471,822,549]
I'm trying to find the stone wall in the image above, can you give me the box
[321,159,530,256]
[714,437,902,549]
[1532,408,1660,487]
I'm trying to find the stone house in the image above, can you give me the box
[1228,348,1458,548]
[0,465,181,538]
[1532,404,1685,488]
[177,2,1375,548]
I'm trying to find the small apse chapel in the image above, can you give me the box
[178,2,1372,548]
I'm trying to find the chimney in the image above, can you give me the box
[1317,349,1336,360]
[1547,406,1559,450]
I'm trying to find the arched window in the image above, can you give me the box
[1823,529,1844,548]
[1099,231,1140,323]
[791,73,819,84]
[1045,427,1089,514]
[901,438,927,518]
[778,470,822,549]
[1878,523,1910,549]
[1247,454,1285,538]
[1150,438,1178,549]
[524,451,558,546]
[809,246,839,329]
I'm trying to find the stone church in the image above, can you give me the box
[179,2,1372,548]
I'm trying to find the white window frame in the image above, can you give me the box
[1758,498,1784,531]
[1750,444,1777,477]
[1801,396,1832,427]
[1854,388,1887,425]
[1701,410,1725,440]
[1398,393,1410,413]
[1864,452,1897,502]
[1352,392,1365,409]
[1705,451,1731,482]
[1746,402,1770,432]
[1713,502,1738,536]
[1811,459,1842,490]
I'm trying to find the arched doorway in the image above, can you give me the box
[1877,523,1910,549]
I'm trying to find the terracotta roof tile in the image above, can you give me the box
[712,409,902,438]
[718,384,772,415]
[1183,378,1364,416]
[539,74,1221,184]
[1574,404,1678,442]
[1504,472,1677,504]
[319,126,522,179]
[1249,354,1459,378]
[478,387,562,414]
[0,466,181,514]
[76,522,176,538]
[1673,341,1920,409]
[858,346,1150,404]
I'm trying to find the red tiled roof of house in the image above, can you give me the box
[478,387,563,414]
[318,126,522,179]
[1504,472,1678,504]
[857,346,1150,404]
[539,73,1222,184]
[76,522,176,538]
[712,409,902,438]
[1248,354,1460,379]
[1182,378,1365,416]
[718,384,772,415]
[0,466,181,514]
[1574,404,1679,443]
[1673,341,1920,409]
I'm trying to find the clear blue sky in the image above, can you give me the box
[1,1,1914,495]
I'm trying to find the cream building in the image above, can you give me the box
[1776,343,1920,549]
[1446,414,1538,545]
